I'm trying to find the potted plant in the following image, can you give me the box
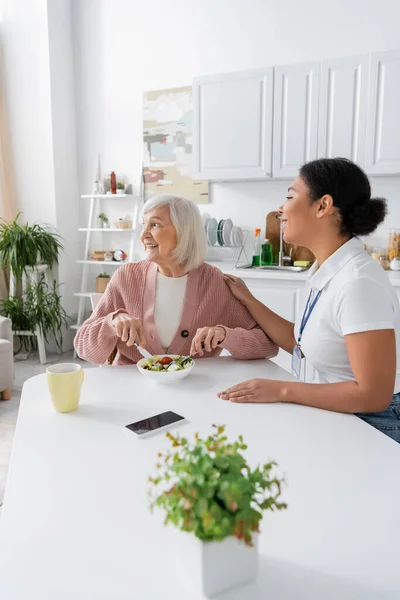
[148,425,287,597]
[98,213,109,228]
[95,272,111,293]
[0,214,63,282]
[116,181,125,195]
[1,276,69,353]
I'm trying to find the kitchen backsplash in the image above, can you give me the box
[197,177,400,251]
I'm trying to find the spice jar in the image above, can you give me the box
[390,257,400,271]
[388,229,400,260]
[370,246,387,262]
[379,256,390,270]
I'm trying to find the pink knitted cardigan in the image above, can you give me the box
[74,261,278,365]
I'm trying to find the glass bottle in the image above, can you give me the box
[252,228,261,267]
[388,229,400,261]
[110,171,117,194]
[261,238,273,265]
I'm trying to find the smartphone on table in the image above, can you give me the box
[126,411,185,438]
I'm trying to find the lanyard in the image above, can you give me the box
[297,289,322,347]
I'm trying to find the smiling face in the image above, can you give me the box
[140,205,179,271]
[278,176,323,247]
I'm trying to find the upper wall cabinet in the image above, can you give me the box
[318,55,369,165]
[272,62,320,178]
[365,49,400,175]
[193,69,274,180]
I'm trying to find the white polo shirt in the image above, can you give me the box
[294,237,400,392]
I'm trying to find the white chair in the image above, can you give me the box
[90,294,103,311]
[0,316,14,400]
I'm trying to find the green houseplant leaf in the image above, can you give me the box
[0,213,63,282]
[148,425,287,547]
[1,275,69,352]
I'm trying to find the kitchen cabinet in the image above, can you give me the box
[192,68,274,181]
[318,55,369,165]
[365,48,400,175]
[272,62,320,178]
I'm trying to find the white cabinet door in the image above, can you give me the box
[365,49,400,175]
[318,55,369,165]
[273,62,320,178]
[193,69,274,181]
[243,278,303,373]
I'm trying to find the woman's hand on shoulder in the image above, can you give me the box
[223,274,255,306]
[112,314,146,348]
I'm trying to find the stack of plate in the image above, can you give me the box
[202,214,244,248]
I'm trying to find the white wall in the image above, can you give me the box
[47,0,80,317]
[1,0,80,345]
[72,0,400,250]
[1,0,56,224]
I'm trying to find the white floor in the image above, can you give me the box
[0,350,93,514]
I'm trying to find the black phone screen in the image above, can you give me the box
[126,411,184,436]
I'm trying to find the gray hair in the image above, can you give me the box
[143,194,207,271]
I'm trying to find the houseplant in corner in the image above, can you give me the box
[1,276,69,353]
[0,214,67,354]
[0,213,63,282]
[148,425,287,597]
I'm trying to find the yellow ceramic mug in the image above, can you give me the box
[46,363,84,413]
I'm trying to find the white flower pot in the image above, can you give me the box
[177,532,258,597]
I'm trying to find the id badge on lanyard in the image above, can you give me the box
[291,289,322,380]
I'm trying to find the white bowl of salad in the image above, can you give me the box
[137,354,195,384]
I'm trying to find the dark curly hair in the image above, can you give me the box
[299,158,387,236]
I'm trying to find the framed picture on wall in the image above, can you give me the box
[143,85,209,204]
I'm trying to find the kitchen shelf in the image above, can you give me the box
[72,189,141,349]
[81,194,133,199]
[73,292,103,298]
[76,260,127,266]
[78,228,134,232]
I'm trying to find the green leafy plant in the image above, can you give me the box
[97,272,110,278]
[148,425,287,547]
[117,181,125,190]
[1,275,69,352]
[0,214,63,282]
[0,296,33,351]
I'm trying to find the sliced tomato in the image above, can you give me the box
[159,356,173,366]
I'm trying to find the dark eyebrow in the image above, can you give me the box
[288,187,295,193]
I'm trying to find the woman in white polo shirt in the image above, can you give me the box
[221,157,400,443]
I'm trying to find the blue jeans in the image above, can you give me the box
[356,393,400,443]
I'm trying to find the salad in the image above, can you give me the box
[141,355,194,373]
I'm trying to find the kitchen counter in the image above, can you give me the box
[207,261,311,281]
[208,261,400,287]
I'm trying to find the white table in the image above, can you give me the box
[0,358,399,599]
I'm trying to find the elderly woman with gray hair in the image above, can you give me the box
[75,194,277,365]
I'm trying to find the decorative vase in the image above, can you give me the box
[177,532,258,597]
[95,277,110,293]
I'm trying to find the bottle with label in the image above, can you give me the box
[252,228,261,267]
[261,238,273,266]
[110,171,117,194]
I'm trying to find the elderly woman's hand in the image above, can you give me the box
[113,314,146,348]
[190,326,226,356]
[223,274,255,307]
